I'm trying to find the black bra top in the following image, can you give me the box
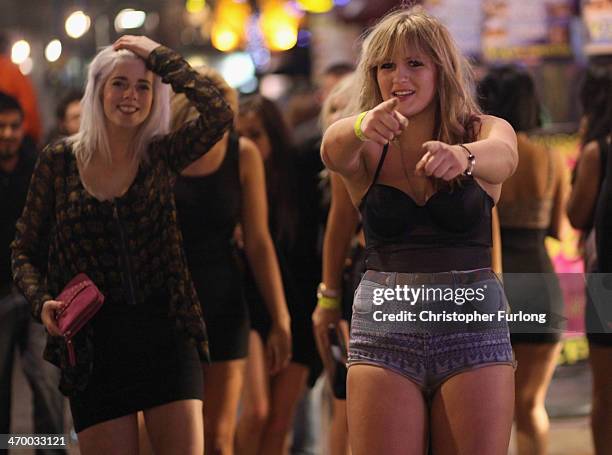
[359,144,494,253]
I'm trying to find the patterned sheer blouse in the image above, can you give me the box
[11,46,233,395]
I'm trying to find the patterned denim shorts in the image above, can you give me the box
[348,269,516,397]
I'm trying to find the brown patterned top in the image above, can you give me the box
[11,45,233,395]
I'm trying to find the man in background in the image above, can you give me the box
[0,92,64,454]
[44,90,82,145]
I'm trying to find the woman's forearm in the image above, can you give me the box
[147,46,233,172]
[245,236,290,325]
[322,171,360,291]
[147,46,233,129]
[321,116,367,176]
[322,222,355,291]
[11,146,56,321]
[463,137,518,185]
[322,200,359,290]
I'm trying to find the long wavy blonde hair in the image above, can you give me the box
[356,6,481,144]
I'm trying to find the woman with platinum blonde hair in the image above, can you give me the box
[69,44,170,167]
[12,35,233,454]
[321,7,518,454]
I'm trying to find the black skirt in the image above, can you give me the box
[189,260,250,362]
[501,228,565,344]
[69,299,203,433]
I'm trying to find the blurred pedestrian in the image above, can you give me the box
[312,74,359,455]
[479,64,568,455]
[45,90,83,145]
[567,60,612,455]
[0,92,64,454]
[235,95,319,455]
[171,68,291,455]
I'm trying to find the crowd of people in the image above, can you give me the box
[0,5,610,455]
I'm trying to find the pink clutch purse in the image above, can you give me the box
[55,273,105,366]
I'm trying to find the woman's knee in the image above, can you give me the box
[264,390,305,435]
[514,390,540,412]
[514,393,549,428]
[265,409,295,436]
[204,429,234,455]
[205,422,236,449]
[240,401,270,430]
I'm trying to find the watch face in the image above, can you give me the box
[465,154,475,176]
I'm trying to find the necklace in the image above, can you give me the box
[395,140,414,182]
[393,141,435,206]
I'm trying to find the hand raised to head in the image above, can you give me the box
[112,35,161,59]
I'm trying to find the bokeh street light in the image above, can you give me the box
[65,11,91,39]
[11,40,31,64]
[45,39,62,62]
[114,9,147,31]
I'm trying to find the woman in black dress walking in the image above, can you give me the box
[11,35,233,454]
[171,68,291,455]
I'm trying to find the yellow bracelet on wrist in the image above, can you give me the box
[354,111,369,142]
[317,295,342,310]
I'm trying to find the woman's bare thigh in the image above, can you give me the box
[77,413,139,455]
[431,364,514,455]
[347,364,428,455]
[143,399,203,455]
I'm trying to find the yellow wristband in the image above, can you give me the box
[317,295,342,310]
[354,111,369,142]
